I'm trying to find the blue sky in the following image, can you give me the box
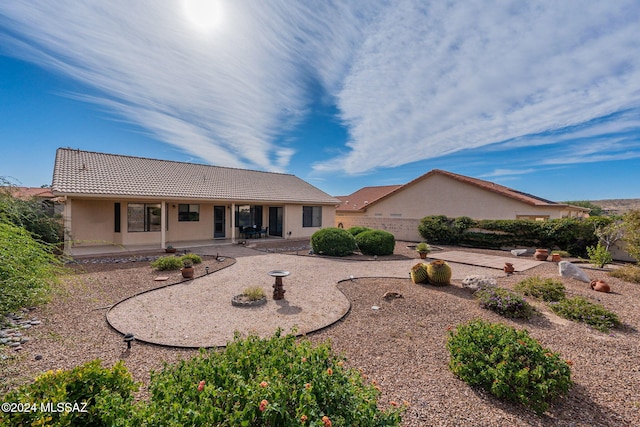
[1,1,639,201]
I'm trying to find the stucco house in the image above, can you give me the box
[335,169,590,241]
[52,148,339,253]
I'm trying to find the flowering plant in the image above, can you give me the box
[474,287,535,319]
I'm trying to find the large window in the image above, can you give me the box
[127,203,161,232]
[178,204,200,222]
[235,205,263,228]
[303,206,322,227]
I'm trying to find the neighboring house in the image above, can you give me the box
[6,186,63,216]
[52,148,339,251]
[335,169,590,241]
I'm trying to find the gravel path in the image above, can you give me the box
[1,242,639,426]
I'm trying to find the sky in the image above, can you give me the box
[1,0,640,201]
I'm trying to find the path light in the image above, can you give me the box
[206,266,210,275]
[124,333,135,349]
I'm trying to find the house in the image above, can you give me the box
[51,148,339,252]
[3,186,63,216]
[335,169,590,241]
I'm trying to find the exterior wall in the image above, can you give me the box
[336,214,422,241]
[165,202,215,243]
[69,198,118,246]
[283,205,336,239]
[367,174,566,220]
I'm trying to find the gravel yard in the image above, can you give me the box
[1,241,639,426]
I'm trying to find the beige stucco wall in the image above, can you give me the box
[284,205,336,239]
[69,199,118,246]
[366,174,567,220]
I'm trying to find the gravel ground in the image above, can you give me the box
[1,242,639,426]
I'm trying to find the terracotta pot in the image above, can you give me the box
[181,266,194,279]
[551,253,561,262]
[590,280,611,293]
[504,262,515,274]
[534,248,549,261]
[418,252,428,259]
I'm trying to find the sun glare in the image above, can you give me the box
[183,0,222,33]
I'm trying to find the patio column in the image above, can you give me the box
[160,201,167,249]
[63,197,72,253]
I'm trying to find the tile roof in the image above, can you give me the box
[340,169,589,212]
[51,148,339,204]
[6,187,55,199]
[336,185,402,212]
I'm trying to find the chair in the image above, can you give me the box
[259,226,268,238]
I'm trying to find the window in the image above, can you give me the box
[127,203,161,232]
[303,206,322,227]
[235,205,262,228]
[178,204,200,221]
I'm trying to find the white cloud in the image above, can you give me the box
[1,1,639,175]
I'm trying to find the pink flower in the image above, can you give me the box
[259,399,269,412]
[260,381,269,388]
[322,415,332,427]
[300,414,308,423]
[197,380,205,392]
[304,383,312,389]
[326,368,333,376]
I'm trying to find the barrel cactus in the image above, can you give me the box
[410,263,428,284]
[427,260,452,286]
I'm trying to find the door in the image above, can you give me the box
[268,207,283,237]
[214,206,226,238]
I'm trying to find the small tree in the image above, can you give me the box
[622,210,640,262]
[594,219,624,251]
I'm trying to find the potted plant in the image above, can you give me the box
[181,258,194,278]
[232,286,267,307]
[416,242,431,259]
[165,244,177,253]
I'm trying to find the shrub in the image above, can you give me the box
[181,253,202,265]
[311,228,357,257]
[514,277,566,302]
[622,210,640,262]
[447,319,572,414]
[242,286,266,301]
[0,360,138,426]
[418,215,460,245]
[150,255,183,271]
[608,265,640,284]
[133,329,404,426]
[0,222,63,315]
[355,229,395,256]
[549,296,622,332]
[347,226,371,236]
[586,243,612,268]
[475,287,535,319]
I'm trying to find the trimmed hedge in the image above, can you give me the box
[355,230,395,256]
[418,215,607,256]
[347,226,372,236]
[311,228,357,257]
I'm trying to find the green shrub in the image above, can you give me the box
[150,255,183,271]
[0,360,138,426]
[311,228,357,257]
[242,286,266,301]
[549,296,622,332]
[347,226,371,236]
[586,243,612,268]
[418,215,460,245]
[608,265,640,284]
[181,253,202,265]
[447,319,572,414]
[0,222,63,315]
[133,329,404,426]
[514,277,566,302]
[355,229,395,256]
[474,287,535,319]
[622,210,640,262]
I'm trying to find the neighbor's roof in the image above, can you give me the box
[335,185,402,212]
[5,187,55,199]
[51,148,339,204]
[341,169,590,212]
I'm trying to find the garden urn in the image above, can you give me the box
[590,280,611,293]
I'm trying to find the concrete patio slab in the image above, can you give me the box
[430,251,544,272]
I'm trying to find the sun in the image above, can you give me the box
[182,0,222,33]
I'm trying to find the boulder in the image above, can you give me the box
[558,261,590,283]
[511,249,528,256]
[461,275,497,291]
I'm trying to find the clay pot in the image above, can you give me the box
[181,266,195,279]
[590,280,611,293]
[534,249,549,261]
[551,253,562,262]
[504,262,515,274]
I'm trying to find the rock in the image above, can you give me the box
[35,354,43,360]
[511,249,528,256]
[8,341,21,347]
[13,345,23,351]
[382,291,403,300]
[461,275,497,291]
[558,261,591,283]
[20,337,30,344]
[0,338,9,344]
[30,320,42,325]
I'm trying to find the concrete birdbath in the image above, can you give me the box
[268,270,290,300]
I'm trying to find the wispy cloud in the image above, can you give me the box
[1,1,639,175]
